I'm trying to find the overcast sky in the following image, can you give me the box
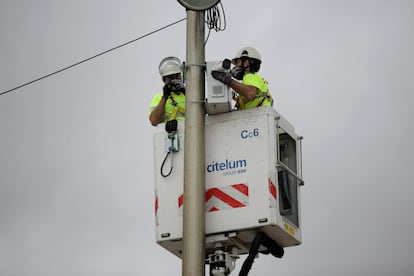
[1,0,414,275]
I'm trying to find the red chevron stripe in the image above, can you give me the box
[178,184,248,210]
[178,194,184,208]
[268,179,277,199]
[205,188,245,208]
[231,183,249,195]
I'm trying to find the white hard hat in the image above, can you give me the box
[159,56,183,77]
[232,47,262,64]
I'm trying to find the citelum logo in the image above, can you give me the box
[206,159,247,172]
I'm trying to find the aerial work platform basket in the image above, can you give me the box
[153,106,304,260]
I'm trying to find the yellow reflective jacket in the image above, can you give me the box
[236,72,273,110]
[149,92,186,122]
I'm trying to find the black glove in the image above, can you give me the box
[163,82,173,99]
[170,80,186,94]
[211,70,232,85]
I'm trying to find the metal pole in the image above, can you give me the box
[183,9,205,276]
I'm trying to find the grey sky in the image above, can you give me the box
[1,0,414,275]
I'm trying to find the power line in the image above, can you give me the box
[0,17,186,97]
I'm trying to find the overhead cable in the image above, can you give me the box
[0,17,186,97]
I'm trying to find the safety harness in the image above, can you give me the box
[235,91,273,110]
[168,95,185,121]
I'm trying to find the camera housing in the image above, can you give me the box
[205,59,233,115]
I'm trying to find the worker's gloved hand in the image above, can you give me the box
[170,80,186,94]
[163,82,173,99]
[211,70,232,85]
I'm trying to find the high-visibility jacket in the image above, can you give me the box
[149,92,186,122]
[236,72,273,110]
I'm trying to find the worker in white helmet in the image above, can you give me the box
[149,57,186,126]
[211,47,273,110]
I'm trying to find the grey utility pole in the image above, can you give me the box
[178,1,220,275]
[182,10,206,276]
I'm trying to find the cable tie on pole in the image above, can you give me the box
[185,63,206,68]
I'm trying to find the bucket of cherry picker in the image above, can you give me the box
[153,106,304,262]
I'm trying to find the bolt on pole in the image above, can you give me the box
[182,9,206,276]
